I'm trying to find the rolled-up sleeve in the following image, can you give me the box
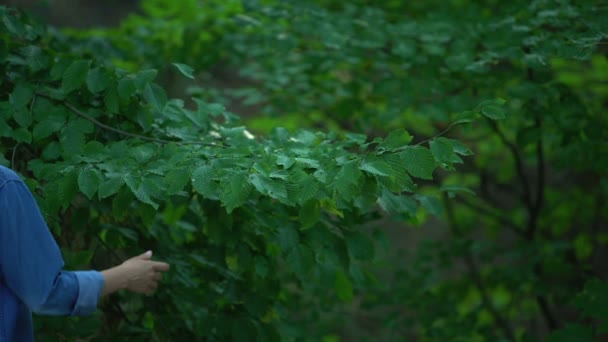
[0,178,103,316]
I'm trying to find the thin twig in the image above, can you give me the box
[11,143,20,168]
[36,92,224,148]
[455,196,526,238]
[414,122,458,147]
[527,116,544,239]
[487,120,532,208]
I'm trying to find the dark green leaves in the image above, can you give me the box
[346,232,374,261]
[62,60,90,93]
[86,67,112,93]
[334,270,354,302]
[144,83,168,111]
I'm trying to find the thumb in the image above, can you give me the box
[136,250,153,260]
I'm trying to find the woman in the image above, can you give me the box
[0,165,170,341]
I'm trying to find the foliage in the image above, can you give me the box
[2,0,608,341]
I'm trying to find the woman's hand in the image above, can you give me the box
[101,251,170,296]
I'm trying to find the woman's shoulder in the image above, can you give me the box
[0,165,23,189]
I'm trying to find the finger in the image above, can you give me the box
[154,272,163,281]
[151,261,170,272]
[136,250,153,260]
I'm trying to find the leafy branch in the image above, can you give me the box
[36,92,224,148]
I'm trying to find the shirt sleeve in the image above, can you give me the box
[0,179,104,316]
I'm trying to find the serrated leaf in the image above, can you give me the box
[299,200,320,230]
[249,173,288,202]
[165,168,190,194]
[172,63,195,79]
[134,69,158,90]
[360,159,393,177]
[481,105,506,120]
[33,114,66,141]
[104,85,119,113]
[98,175,125,199]
[480,99,507,120]
[333,160,361,199]
[346,232,374,261]
[60,118,93,155]
[335,270,354,302]
[62,60,90,93]
[86,67,111,93]
[124,174,159,209]
[117,78,136,100]
[78,168,102,199]
[443,138,473,156]
[57,170,79,208]
[377,128,413,152]
[221,171,252,213]
[416,194,443,216]
[378,189,418,216]
[191,164,218,199]
[144,83,167,111]
[430,138,460,164]
[400,146,436,180]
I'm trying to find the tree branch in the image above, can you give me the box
[455,195,527,238]
[487,119,533,209]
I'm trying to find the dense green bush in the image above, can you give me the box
[1,0,607,341]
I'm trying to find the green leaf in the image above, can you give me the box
[134,69,158,90]
[172,63,195,79]
[78,168,103,199]
[378,189,418,216]
[191,164,219,199]
[9,83,33,109]
[117,78,136,100]
[400,146,436,180]
[480,99,507,120]
[299,200,320,230]
[430,138,460,165]
[62,60,90,93]
[165,167,191,195]
[98,175,125,199]
[221,171,252,212]
[360,159,393,177]
[143,83,167,111]
[440,185,476,196]
[377,128,413,152]
[249,173,288,202]
[416,194,443,216]
[86,67,111,93]
[104,86,119,114]
[125,174,159,209]
[334,270,354,302]
[346,232,374,261]
[33,113,66,141]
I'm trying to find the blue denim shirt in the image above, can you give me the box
[0,165,104,342]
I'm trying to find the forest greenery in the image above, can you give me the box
[1,0,607,341]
